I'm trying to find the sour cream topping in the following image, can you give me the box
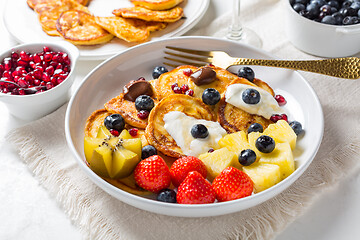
[163,111,227,157]
[225,84,283,119]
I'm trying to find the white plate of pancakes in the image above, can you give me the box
[3,0,209,60]
[65,36,324,217]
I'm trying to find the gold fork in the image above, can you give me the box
[164,46,360,79]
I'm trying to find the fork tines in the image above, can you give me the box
[164,46,213,68]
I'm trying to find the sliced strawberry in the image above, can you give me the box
[170,156,207,187]
[212,166,253,202]
[134,155,171,193]
[176,171,216,204]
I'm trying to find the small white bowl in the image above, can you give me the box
[284,0,360,58]
[0,42,79,121]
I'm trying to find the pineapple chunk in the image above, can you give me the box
[218,130,250,155]
[263,120,297,150]
[199,147,238,180]
[242,163,281,193]
[247,131,263,157]
[258,142,295,179]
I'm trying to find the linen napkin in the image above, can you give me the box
[7,0,360,239]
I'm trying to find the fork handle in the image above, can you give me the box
[232,57,360,79]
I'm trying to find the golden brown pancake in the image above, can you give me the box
[56,10,114,45]
[84,109,112,137]
[145,94,216,158]
[95,16,166,43]
[130,0,184,10]
[112,6,183,23]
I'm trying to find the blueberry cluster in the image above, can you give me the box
[290,0,360,25]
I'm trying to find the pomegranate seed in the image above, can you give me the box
[0,64,4,73]
[185,89,194,96]
[275,94,287,106]
[11,52,19,60]
[3,71,12,79]
[137,110,149,119]
[18,59,28,67]
[208,148,215,153]
[45,66,54,75]
[29,61,36,69]
[173,86,182,94]
[33,79,41,86]
[18,79,28,88]
[45,82,54,90]
[13,76,20,83]
[181,84,189,93]
[171,82,178,91]
[108,129,119,137]
[57,78,64,85]
[43,46,51,53]
[208,63,214,67]
[42,72,50,82]
[128,128,138,137]
[33,69,42,79]
[18,88,26,95]
[40,81,46,86]
[44,53,52,62]
[62,54,70,65]
[270,114,288,123]
[280,114,288,122]
[12,70,20,78]
[56,63,63,70]
[183,68,193,76]
[4,58,12,70]
[137,77,145,81]
[33,54,42,63]
[52,54,62,63]
[20,51,30,62]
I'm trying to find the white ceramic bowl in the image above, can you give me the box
[284,0,360,57]
[0,42,79,120]
[65,36,324,217]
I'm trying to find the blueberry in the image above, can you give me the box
[294,0,308,5]
[342,1,353,9]
[141,145,157,159]
[202,88,220,105]
[152,66,168,79]
[104,114,125,132]
[191,124,209,139]
[157,189,177,203]
[238,149,257,166]
[237,67,255,82]
[332,12,344,24]
[247,123,264,134]
[293,3,306,12]
[351,2,360,11]
[242,88,261,104]
[358,9,360,17]
[343,16,359,24]
[306,3,320,18]
[289,121,303,135]
[322,15,337,24]
[310,0,326,7]
[255,135,275,153]
[328,0,340,9]
[135,95,154,111]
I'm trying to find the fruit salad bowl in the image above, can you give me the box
[65,36,324,217]
[0,42,79,120]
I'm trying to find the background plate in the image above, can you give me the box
[65,36,324,217]
[3,0,209,60]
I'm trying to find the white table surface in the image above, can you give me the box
[0,0,359,239]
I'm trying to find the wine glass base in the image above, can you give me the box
[214,27,263,49]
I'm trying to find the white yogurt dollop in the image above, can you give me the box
[225,83,283,119]
[163,111,227,157]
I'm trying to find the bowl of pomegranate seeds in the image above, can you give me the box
[0,41,79,120]
[285,0,360,57]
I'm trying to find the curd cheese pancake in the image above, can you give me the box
[84,109,112,138]
[112,6,183,23]
[130,0,184,10]
[57,10,114,45]
[145,95,216,158]
[28,0,90,10]
[95,16,167,42]
[104,94,151,129]
[35,0,90,36]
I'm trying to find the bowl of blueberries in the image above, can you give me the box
[285,0,360,57]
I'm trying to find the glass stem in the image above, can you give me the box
[227,0,243,40]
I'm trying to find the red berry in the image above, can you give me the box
[134,155,171,193]
[171,82,178,91]
[170,156,207,187]
[173,86,182,94]
[270,114,288,122]
[137,110,149,119]
[176,171,216,204]
[180,84,189,93]
[185,89,194,96]
[275,94,287,106]
[128,128,138,137]
[212,167,253,202]
[183,68,193,77]
[110,129,120,136]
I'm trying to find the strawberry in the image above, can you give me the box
[170,156,207,187]
[134,155,171,193]
[176,171,216,204]
[212,166,253,202]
